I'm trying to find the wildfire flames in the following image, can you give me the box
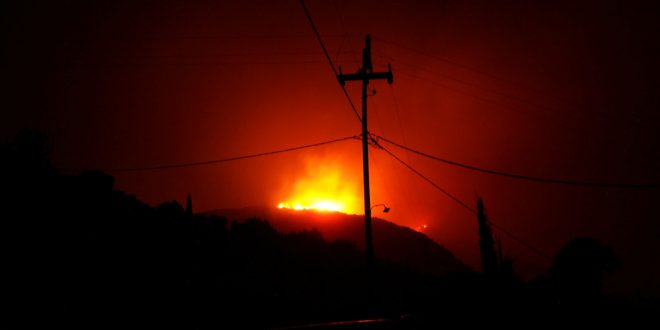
[277,159,361,214]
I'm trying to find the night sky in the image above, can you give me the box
[3,0,659,295]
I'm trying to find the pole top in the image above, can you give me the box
[363,34,373,73]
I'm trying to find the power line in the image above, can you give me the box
[371,36,588,118]
[376,142,552,261]
[379,55,560,116]
[378,143,475,213]
[388,84,411,161]
[372,37,623,129]
[378,61,613,133]
[374,134,660,189]
[299,0,362,123]
[48,34,361,44]
[331,0,361,66]
[486,221,552,261]
[384,65,585,133]
[69,135,359,173]
[65,59,327,68]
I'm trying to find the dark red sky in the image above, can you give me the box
[3,0,659,295]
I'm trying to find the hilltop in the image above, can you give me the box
[206,206,469,275]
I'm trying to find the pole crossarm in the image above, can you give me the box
[338,68,393,85]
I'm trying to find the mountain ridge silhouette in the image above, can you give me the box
[204,206,469,275]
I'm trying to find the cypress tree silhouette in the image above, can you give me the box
[496,237,514,278]
[477,198,498,276]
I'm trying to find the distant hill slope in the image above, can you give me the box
[205,206,469,275]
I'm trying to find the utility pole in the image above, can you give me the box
[338,35,393,268]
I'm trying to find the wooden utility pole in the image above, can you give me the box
[338,35,393,268]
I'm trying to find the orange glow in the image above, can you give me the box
[415,224,428,232]
[277,159,361,214]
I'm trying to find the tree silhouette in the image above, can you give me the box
[185,193,193,217]
[477,197,498,276]
[549,237,620,306]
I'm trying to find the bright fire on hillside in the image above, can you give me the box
[277,201,344,212]
[277,159,361,214]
